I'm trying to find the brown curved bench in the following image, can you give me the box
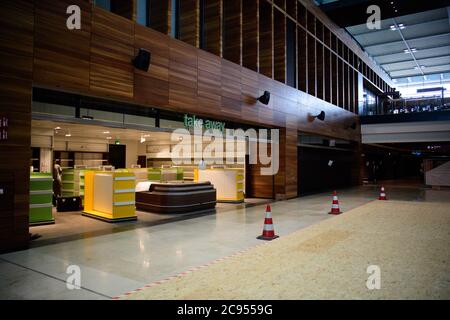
[136,182,216,214]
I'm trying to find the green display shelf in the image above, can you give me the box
[30,173,54,226]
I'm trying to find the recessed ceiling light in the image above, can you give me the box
[55,126,61,130]
[106,136,112,140]
[65,133,71,137]
[103,131,110,134]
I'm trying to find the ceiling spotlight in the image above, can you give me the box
[103,131,110,134]
[313,111,326,121]
[55,126,61,130]
[257,91,271,105]
[140,136,146,143]
[65,133,72,137]
[106,136,112,140]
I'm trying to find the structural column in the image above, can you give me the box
[0,0,34,252]
[275,128,298,200]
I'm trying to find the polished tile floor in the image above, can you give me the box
[1,185,449,299]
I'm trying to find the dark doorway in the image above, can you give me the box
[108,144,126,169]
[298,146,354,195]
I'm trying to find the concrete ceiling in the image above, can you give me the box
[345,7,450,82]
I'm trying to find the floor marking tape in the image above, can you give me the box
[112,241,264,300]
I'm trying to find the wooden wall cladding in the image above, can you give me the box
[90,8,134,99]
[28,3,361,202]
[343,63,349,110]
[297,26,307,93]
[201,0,221,56]
[273,9,286,84]
[134,25,169,108]
[149,0,170,34]
[246,142,274,199]
[259,0,273,78]
[111,0,134,20]
[315,39,324,100]
[297,1,306,27]
[337,57,344,108]
[275,128,298,199]
[285,0,296,18]
[242,0,258,72]
[197,50,222,117]
[307,34,315,96]
[222,0,242,65]
[0,0,33,252]
[168,40,198,113]
[331,52,338,106]
[33,0,91,91]
[324,47,331,103]
[178,0,199,47]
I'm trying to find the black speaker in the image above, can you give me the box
[133,48,151,72]
[316,111,325,121]
[257,91,271,105]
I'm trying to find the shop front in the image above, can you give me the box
[28,88,274,242]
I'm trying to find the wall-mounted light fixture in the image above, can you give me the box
[257,91,270,105]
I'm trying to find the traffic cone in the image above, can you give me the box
[328,190,342,215]
[379,185,387,200]
[257,204,279,241]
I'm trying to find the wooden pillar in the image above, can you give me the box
[258,0,273,78]
[316,39,324,100]
[273,8,286,83]
[297,26,307,92]
[149,0,171,34]
[275,128,298,200]
[242,0,259,72]
[307,34,316,96]
[111,0,135,20]
[178,0,200,47]
[222,0,241,65]
[201,0,221,56]
[331,51,338,106]
[324,47,331,103]
[0,0,34,252]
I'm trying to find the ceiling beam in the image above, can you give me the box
[349,18,449,37]
[319,0,450,28]
[363,32,450,50]
[372,45,450,58]
[387,62,450,73]
[380,54,450,68]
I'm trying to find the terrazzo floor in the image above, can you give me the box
[1,185,449,299]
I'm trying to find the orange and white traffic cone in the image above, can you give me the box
[328,190,342,215]
[257,204,279,241]
[379,186,387,200]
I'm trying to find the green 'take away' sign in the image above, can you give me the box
[183,114,225,132]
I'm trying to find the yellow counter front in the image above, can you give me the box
[195,168,244,203]
[83,171,137,222]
